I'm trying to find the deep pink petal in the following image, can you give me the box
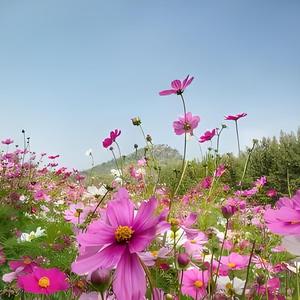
[113,251,146,300]
[159,89,176,96]
[77,230,115,247]
[171,80,182,90]
[72,244,125,274]
[133,197,158,232]
[106,188,134,227]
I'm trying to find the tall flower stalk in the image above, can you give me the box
[225,113,247,156]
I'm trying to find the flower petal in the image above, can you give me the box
[113,250,146,300]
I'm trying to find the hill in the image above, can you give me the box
[84,144,182,176]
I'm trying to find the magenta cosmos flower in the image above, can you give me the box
[159,75,194,96]
[264,190,300,235]
[17,267,69,294]
[224,113,247,121]
[102,129,121,148]
[181,268,209,299]
[220,252,249,271]
[9,256,38,274]
[1,138,14,145]
[199,129,216,143]
[72,188,167,300]
[173,112,200,135]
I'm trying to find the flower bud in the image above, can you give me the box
[90,268,111,292]
[146,134,152,142]
[177,253,190,268]
[221,205,235,219]
[131,117,141,126]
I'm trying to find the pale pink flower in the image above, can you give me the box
[181,268,209,299]
[173,112,200,135]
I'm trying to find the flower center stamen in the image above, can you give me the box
[194,280,203,288]
[38,276,50,288]
[115,225,134,243]
[23,257,32,265]
[227,262,236,268]
[183,122,191,131]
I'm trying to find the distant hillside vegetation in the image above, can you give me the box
[84,144,182,176]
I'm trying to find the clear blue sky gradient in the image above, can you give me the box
[0,1,299,169]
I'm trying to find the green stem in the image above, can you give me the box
[240,140,256,189]
[242,240,256,297]
[214,220,229,286]
[110,148,122,178]
[297,269,300,300]
[85,190,109,228]
[235,120,241,155]
[115,141,124,177]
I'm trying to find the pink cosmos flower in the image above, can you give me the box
[255,277,283,299]
[48,155,59,160]
[17,267,69,294]
[266,189,278,198]
[214,164,226,177]
[173,112,200,135]
[159,75,194,96]
[235,187,258,197]
[254,176,267,188]
[181,268,209,299]
[199,129,216,143]
[138,247,170,266]
[33,189,50,201]
[72,188,168,300]
[1,138,14,145]
[220,253,249,271]
[224,113,247,121]
[64,203,89,225]
[184,233,208,259]
[102,129,121,148]
[264,190,300,235]
[9,256,37,274]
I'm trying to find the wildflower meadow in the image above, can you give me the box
[1,76,300,300]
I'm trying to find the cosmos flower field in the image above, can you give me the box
[1,76,300,299]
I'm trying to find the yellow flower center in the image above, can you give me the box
[115,225,134,243]
[190,239,196,244]
[74,211,80,217]
[225,282,233,290]
[23,257,32,265]
[151,250,158,257]
[38,276,50,288]
[227,262,236,268]
[76,280,85,289]
[169,218,179,226]
[194,280,203,288]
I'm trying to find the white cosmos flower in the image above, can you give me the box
[165,228,187,247]
[87,185,107,197]
[217,276,245,295]
[19,195,27,202]
[19,227,46,242]
[111,169,122,177]
[287,259,300,273]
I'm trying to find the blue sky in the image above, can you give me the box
[0,1,299,170]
